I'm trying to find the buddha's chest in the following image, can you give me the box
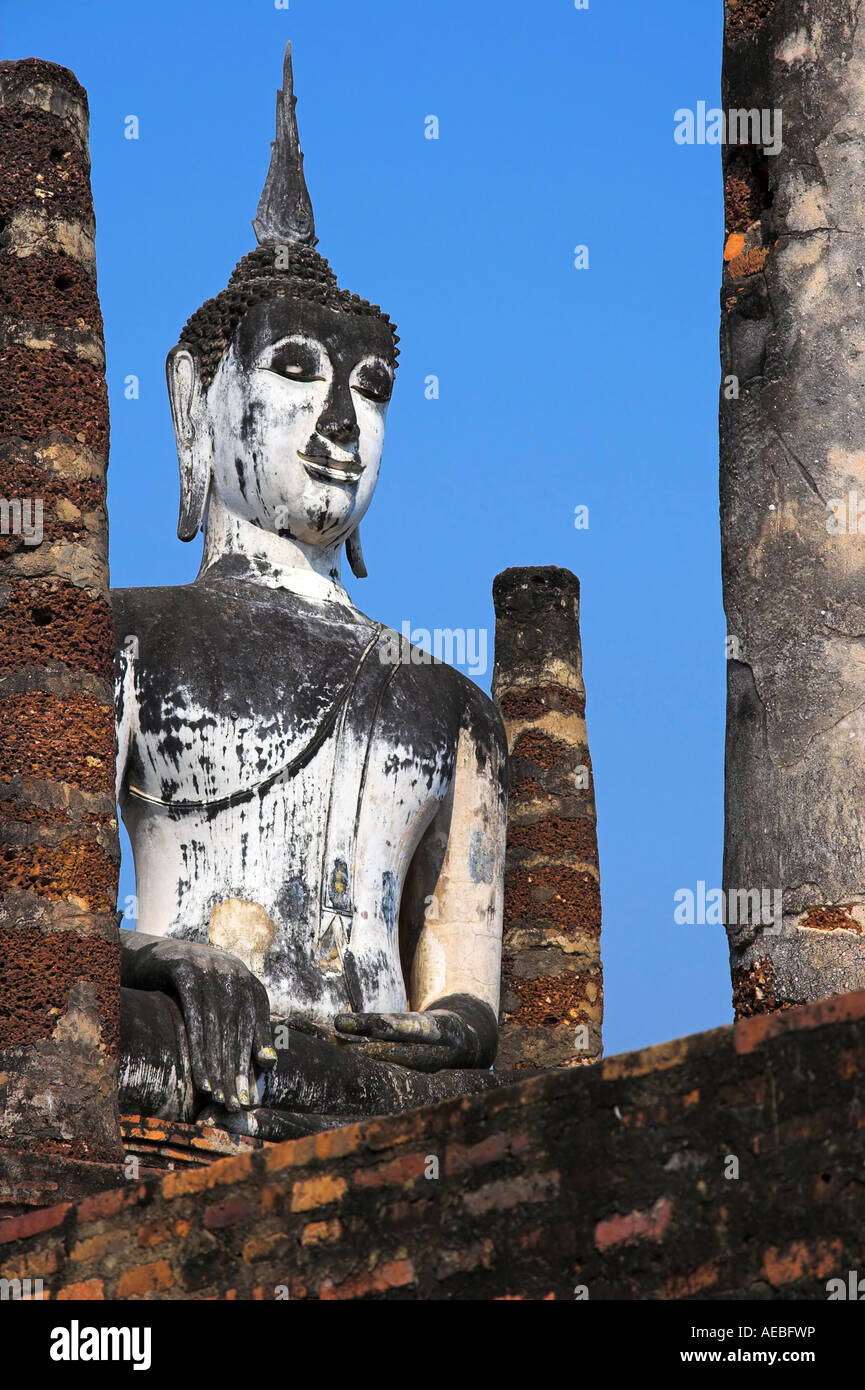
[126,706,451,1019]
[118,605,460,1016]
[122,613,456,815]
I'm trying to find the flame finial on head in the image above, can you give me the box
[253,43,316,248]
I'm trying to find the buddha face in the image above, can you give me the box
[204,297,395,548]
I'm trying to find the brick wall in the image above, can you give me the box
[2,990,865,1299]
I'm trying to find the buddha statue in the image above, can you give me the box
[114,46,508,1139]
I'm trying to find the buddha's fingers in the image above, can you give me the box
[196,978,234,1108]
[334,1011,446,1045]
[234,1004,255,1108]
[173,969,211,1096]
[356,1040,455,1072]
[251,979,277,1070]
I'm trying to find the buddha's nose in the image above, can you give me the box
[317,395,359,447]
[319,415,357,445]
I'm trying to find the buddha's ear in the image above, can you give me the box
[166,346,211,541]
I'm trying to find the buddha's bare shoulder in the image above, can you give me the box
[374,623,508,770]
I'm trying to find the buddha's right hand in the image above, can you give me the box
[119,931,277,1111]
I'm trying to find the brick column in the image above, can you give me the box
[0,59,123,1208]
[492,566,602,1069]
[721,2,865,1016]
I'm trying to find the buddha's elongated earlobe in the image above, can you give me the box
[167,346,211,541]
[346,526,368,578]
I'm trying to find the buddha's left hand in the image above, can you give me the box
[333,995,496,1071]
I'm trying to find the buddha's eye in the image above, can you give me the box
[353,361,393,404]
[267,343,324,382]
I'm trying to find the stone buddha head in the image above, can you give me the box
[165,45,398,579]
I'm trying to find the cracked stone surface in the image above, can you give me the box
[721,0,865,1012]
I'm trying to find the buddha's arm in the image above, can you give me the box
[114,628,277,1110]
[334,702,508,1069]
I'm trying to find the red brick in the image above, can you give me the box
[57,1278,104,1300]
[69,1228,132,1263]
[661,1262,720,1298]
[0,1246,57,1280]
[162,1151,255,1200]
[319,1258,415,1300]
[160,1166,211,1200]
[242,1231,291,1262]
[735,988,865,1054]
[76,1186,142,1225]
[314,1126,364,1161]
[762,1238,843,1287]
[353,1153,427,1188]
[265,1141,309,1175]
[137,1216,190,1248]
[116,1261,174,1297]
[445,1130,529,1175]
[203,1195,256,1229]
[0,1201,70,1245]
[300,1219,341,1246]
[462,1171,559,1216]
[290,1175,346,1213]
[595,1196,674,1252]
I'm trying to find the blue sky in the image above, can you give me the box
[3,0,728,1056]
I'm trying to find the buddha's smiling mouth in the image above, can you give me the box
[298,451,363,485]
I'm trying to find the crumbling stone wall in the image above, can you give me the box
[0,59,123,1204]
[2,988,863,1299]
[492,567,602,1068]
